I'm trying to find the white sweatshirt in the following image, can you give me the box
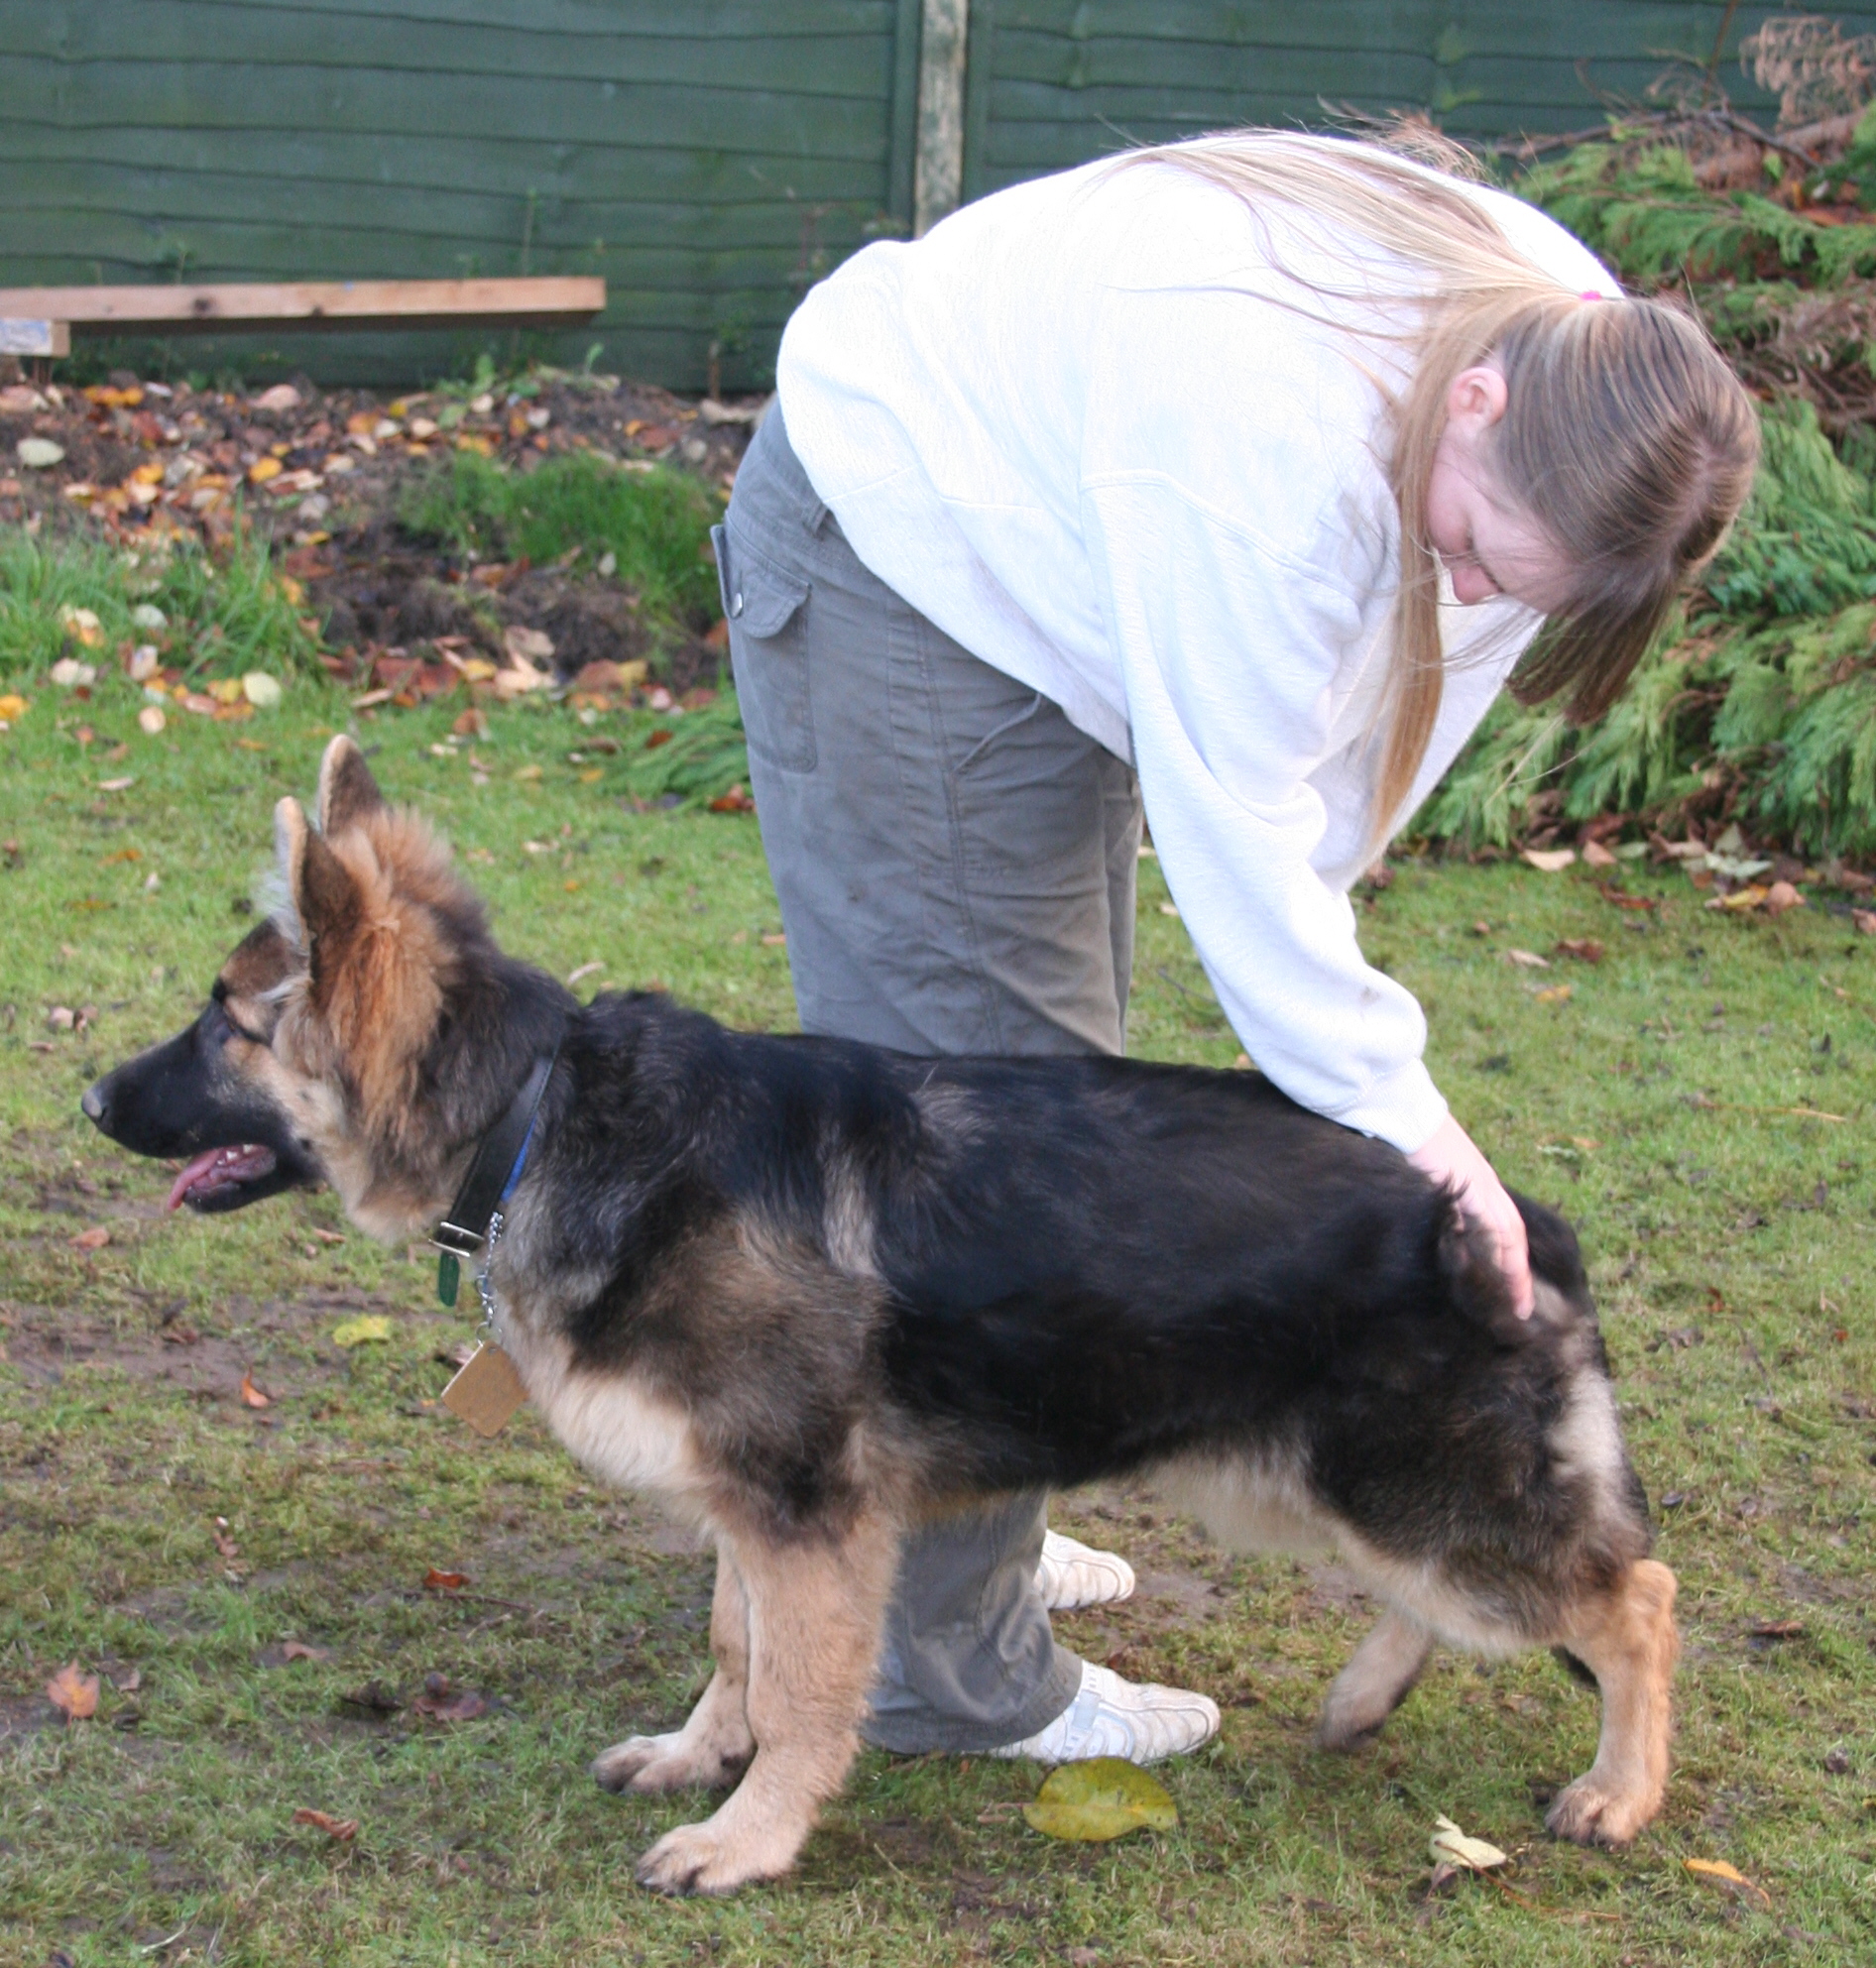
[775,155,1615,1150]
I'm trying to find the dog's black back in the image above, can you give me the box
[520,990,1618,1570]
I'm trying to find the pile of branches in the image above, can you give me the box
[1424,15,1876,864]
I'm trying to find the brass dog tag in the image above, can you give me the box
[441,1341,527,1438]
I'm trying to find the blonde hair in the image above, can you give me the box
[1121,132,1760,835]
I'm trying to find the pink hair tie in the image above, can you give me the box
[1579,289,1610,301]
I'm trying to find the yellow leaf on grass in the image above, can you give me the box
[1022,1758,1178,1842]
[1534,984,1574,1005]
[248,457,283,485]
[331,1315,393,1348]
[1686,1857,1771,1907]
[1429,1814,1508,1871]
[243,671,283,709]
[59,605,104,647]
[0,692,28,722]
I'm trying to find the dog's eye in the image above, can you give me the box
[223,1011,269,1045]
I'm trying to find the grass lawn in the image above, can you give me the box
[2,678,1873,1966]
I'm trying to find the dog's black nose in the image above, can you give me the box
[81,1082,109,1127]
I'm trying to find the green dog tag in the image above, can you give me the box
[436,1251,460,1307]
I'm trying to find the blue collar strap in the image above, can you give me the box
[431,1042,560,1307]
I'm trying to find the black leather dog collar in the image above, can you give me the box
[431,1044,559,1306]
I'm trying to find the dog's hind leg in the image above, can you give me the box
[635,1509,900,1896]
[1544,1559,1680,1848]
[1316,1609,1434,1752]
[594,1546,757,1796]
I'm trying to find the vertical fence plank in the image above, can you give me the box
[915,0,972,232]
[889,0,926,227]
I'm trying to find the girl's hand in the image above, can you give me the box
[1406,1114,1535,1319]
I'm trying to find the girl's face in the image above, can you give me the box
[1425,364,1575,614]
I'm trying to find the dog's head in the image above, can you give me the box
[83,736,562,1240]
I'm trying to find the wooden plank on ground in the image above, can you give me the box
[0,278,605,336]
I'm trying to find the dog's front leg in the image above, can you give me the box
[593,1544,757,1795]
[635,1510,899,1897]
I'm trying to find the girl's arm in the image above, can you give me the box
[1085,475,1534,1313]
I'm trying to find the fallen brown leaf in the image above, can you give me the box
[293,1806,358,1841]
[423,1567,469,1591]
[239,1371,271,1409]
[69,1225,110,1250]
[1554,938,1605,963]
[1505,949,1550,970]
[46,1663,99,1720]
[413,1672,490,1722]
[1749,1618,1804,1640]
[1581,840,1617,868]
[1522,847,1577,872]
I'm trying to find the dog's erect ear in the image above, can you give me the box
[276,795,362,993]
[317,734,385,838]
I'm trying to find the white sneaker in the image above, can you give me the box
[1035,1530,1135,1611]
[988,1661,1221,1766]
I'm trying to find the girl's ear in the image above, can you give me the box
[275,796,362,999]
[1445,363,1509,431]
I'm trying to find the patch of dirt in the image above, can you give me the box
[0,366,751,697]
[1300,1563,1379,1617]
[303,511,724,695]
[0,1692,60,1742]
[0,1288,403,1402]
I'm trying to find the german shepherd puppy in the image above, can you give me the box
[83,737,1677,1895]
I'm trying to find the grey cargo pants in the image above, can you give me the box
[718,405,1143,1752]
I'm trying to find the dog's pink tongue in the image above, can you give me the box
[167,1149,273,1204]
[168,1150,225,1212]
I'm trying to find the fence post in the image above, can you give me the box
[914,0,970,236]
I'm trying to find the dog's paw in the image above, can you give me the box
[592,1732,748,1795]
[1545,1773,1656,1848]
[1314,1707,1385,1755]
[635,1816,795,1897]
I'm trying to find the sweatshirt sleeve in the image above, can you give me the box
[1082,472,1450,1152]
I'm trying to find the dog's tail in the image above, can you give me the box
[1436,1188,1588,1346]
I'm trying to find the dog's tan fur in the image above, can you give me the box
[105,736,1682,1895]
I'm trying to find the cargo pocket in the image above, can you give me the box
[717,522,815,774]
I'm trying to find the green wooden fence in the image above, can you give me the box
[2,2,1869,390]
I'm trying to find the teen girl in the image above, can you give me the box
[717,132,1758,1765]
